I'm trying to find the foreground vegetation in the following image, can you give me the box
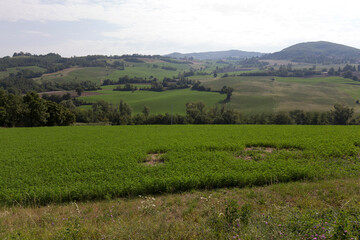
[1,177,360,239]
[1,125,359,207]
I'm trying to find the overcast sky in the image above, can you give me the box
[1,0,360,57]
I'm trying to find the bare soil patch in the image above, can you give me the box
[244,147,275,153]
[143,153,165,166]
[237,146,302,161]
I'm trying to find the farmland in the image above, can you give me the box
[203,76,360,114]
[1,125,360,207]
[78,85,225,114]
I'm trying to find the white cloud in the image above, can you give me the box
[1,0,360,55]
[23,30,51,37]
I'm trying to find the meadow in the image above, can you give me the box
[203,76,360,114]
[1,125,359,207]
[78,86,225,114]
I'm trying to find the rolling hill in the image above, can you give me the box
[264,41,360,64]
[166,50,264,60]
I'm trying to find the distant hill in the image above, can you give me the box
[263,41,360,64]
[166,50,264,60]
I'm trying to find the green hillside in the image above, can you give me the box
[79,86,225,114]
[203,76,360,113]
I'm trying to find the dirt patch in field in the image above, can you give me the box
[244,147,275,153]
[236,146,302,161]
[143,153,165,166]
[42,67,84,78]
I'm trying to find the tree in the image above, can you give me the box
[46,101,75,126]
[23,92,49,127]
[273,112,292,124]
[331,104,354,125]
[75,87,84,96]
[225,87,234,102]
[342,71,353,79]
[142,106,150,117]
[185,101,209,124]
[113,100,132,125]
[328,67,335,75]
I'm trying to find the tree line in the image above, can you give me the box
[0,90,75,127]
[70,100,357,126]
[1,89,357,127]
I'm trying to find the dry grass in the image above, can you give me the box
[1,177,360,239]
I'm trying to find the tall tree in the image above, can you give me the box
[331,104,354,125]
[23,92,49,127]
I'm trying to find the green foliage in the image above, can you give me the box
[0,90,75,127]
[331,104,354,125]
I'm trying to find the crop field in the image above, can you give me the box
[204,76,360,113]
[36,67,114,84]
[1,125,360,206]
[78,86,225,114]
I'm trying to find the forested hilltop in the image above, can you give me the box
[263,41,360,64]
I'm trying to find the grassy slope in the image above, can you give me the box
[204,76,360,113]
[1,177,360,239]
[79,86,225,114]
[36,67,114,84]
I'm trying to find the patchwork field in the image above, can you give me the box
[204,76,360,113]
[78,86,225,114]
[35,62,196,85]
[1,125,359,206]
[36,67,114,85]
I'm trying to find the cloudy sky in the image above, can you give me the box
[1,0,360,57]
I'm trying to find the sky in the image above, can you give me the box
[1,0,360,57]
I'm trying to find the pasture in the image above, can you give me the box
[204,76,360,113]
[78,86,225,114]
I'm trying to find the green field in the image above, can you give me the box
[204,76,360,113]
[1,125,359,206]
[36,67,114,84]
[79,86,225,114]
